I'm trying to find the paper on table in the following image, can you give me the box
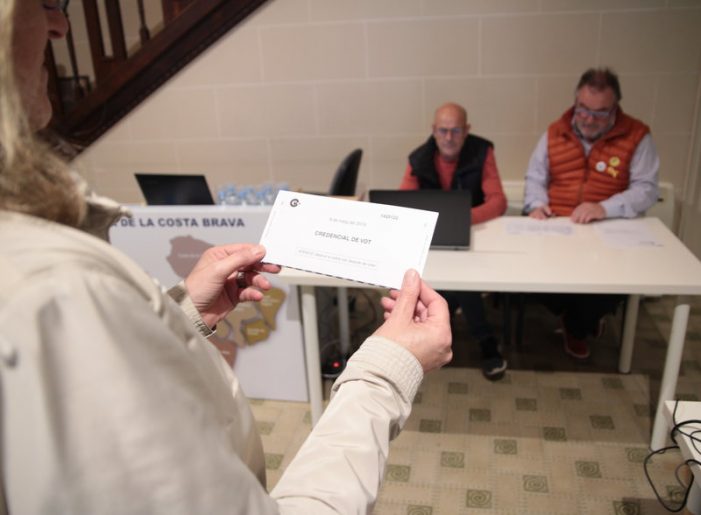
[259,191,438,289]
[594,219,663,248]
[504,218,574,236]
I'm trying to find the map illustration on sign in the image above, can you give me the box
[166,235,286,366]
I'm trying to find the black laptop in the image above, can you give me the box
[135,173,215,205]
[368,189,472,250]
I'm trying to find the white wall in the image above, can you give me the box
[70,0,701,207]
[679,78,701,256]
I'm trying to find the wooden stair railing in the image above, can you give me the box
[47,0,268,153]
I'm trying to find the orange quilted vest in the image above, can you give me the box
[546,107,649,216]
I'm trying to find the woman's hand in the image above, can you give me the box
[184,244,281,329]
[374,269,453,373]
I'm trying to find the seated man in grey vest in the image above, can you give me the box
[400,102,508,380]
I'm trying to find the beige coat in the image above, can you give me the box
[0,207,422,514]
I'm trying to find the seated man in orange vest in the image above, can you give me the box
[524,68,659,359]
[400,102,508,380]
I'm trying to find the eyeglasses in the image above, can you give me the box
[43,0,70,13]
[574,105,614,120]
[434,127,465,138]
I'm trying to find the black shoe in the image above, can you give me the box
[481,353,507,381]
[479,337,507,381]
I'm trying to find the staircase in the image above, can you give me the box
[47,0,268,153]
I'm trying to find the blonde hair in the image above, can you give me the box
[0,0,86,227]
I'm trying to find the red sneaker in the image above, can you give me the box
[563,330,590,359]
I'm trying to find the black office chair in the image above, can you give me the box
[329,148,362,196]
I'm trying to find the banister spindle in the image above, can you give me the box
[64,14,87,100]
[137,0,151,44]
[104,0,127,61]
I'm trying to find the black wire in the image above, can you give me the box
[643,445,689,512]
[643,399,701,512]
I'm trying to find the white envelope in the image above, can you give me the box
[259,191,437,289]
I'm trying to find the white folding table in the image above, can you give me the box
[279,216,701,450]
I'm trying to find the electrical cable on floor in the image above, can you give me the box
[643,400,701,512]
[316,287,391,377]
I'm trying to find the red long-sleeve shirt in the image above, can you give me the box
[399,146,507,225]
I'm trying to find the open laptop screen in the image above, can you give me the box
[135,173,215,205]
[368,189,472,250]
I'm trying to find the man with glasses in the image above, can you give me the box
[523,68,659,359]
[400,102,508,380]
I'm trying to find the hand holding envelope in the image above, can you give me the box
[260,192,451,371]
[259,191,438,289]
[375,269,453,372]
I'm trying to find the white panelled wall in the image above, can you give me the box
[69,0,701,253]
[680,76,701,258]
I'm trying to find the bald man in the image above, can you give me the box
[400,102,508,380]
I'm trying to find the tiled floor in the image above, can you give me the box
[250,292,701,514]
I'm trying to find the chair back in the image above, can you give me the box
[329,148,362,196]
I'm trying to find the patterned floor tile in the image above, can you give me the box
[465,489,493,509]
[543,426,568,441]
[612,500,640,515]
[515,397,538,411]
[602,377,625,390]
[559,387,583,400]
[469,408,491,422]
[590,415,615,430]
[256,421,275,435]
[249,296,701,514]
[440,451,465,468]
[494,438,518,455]
[666,485,686,504]
[574,460,602,478]
[447,382,469,394]
[385,464,411,482]
[523,474,549,493]
[264,453,283,470]
[624,447,649,464]
[419,419,443,433]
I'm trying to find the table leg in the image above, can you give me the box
[618,294,640,373]
[651,300,690,450]
[502,293,512,347]
[337,287,351,356]
[300,285,323,426]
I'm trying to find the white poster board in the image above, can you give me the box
[109,205,308,402]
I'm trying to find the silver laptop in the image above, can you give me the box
[368,189,472,250]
